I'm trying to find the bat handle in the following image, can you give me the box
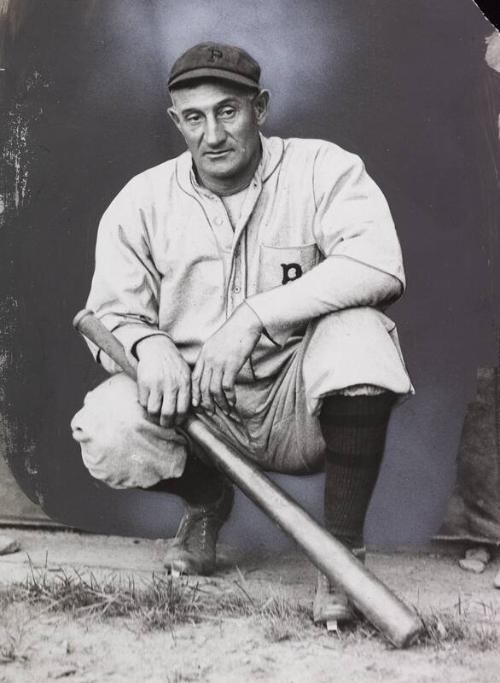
[73,309,138,381]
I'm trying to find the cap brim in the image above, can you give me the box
[168,67,259,91]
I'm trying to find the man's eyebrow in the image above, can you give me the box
[179,106,203,115]
[179,97,241,115]
[215,97,240,107]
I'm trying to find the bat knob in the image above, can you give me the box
[72,309,94,331]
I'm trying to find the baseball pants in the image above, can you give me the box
[71,307,412,489]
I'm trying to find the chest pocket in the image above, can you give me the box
[257,243,319,293]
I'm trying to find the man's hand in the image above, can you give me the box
[135,335,191,428]
[192,303,263,415]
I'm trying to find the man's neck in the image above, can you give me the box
[195,147,262,197]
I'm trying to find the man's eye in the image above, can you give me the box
[186,114,202,124]
[219,107,236,119]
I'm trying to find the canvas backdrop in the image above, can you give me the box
[0,0,498,548]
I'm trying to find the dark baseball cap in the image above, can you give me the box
[168,42,261,91]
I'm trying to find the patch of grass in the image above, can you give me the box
[416,611,499,652]
[212,586,255,619]
[0,566,203,629]
[0,565,314,643]
[139,575,202,631]
[0,587,22,611]
[258,594,312,642]
[3,565,498,652]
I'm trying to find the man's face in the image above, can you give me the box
[168,80,269,190]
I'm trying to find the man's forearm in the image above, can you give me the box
[246,255,403,346]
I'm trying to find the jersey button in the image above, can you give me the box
[233,285,241,293]
[214,216,223,226]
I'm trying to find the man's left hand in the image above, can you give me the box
[192,303,263,415]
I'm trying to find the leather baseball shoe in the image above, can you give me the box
[313,546,366,626]
[163,482,234,575]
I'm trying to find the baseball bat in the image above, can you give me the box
[73,309,422,648]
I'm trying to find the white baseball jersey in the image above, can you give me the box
[86,135,407,384]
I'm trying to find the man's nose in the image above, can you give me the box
[204,116,226,147]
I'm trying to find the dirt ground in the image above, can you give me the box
[0,529,499,683]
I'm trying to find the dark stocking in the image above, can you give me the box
[149,454,225,506]
[319,393,397,550]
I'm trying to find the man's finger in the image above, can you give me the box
[210,367,231,415]
[160,388,178,428]
[137,381,150,410]
[222,366,238,408]
[199,365,215,414]
[147,388,162,416]
[175,384,191,425]
[191,360,203,408]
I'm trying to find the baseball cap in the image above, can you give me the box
[168,42,261,91]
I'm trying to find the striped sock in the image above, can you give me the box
[319,393,397,549]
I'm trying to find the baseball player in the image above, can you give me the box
[71,42,412,625]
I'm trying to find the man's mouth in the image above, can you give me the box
[204,149,232,159]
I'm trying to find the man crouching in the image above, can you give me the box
[71,42,412,626]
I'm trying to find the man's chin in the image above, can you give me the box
[199,160,240,180]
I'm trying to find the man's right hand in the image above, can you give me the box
[135,336,191,428]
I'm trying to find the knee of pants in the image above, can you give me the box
[71,373,188,489]
[302,307,413,415]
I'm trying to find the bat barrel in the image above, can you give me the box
[185,416,422,648]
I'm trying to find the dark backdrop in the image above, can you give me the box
[477,0,500,30]
[0,0,498,549]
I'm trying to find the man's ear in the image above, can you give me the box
[253,89,270,126]
[167,106,182,131]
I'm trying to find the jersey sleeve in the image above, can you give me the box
[312,146,405,284]
[85,177,170,372]
[246,145,405,346]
